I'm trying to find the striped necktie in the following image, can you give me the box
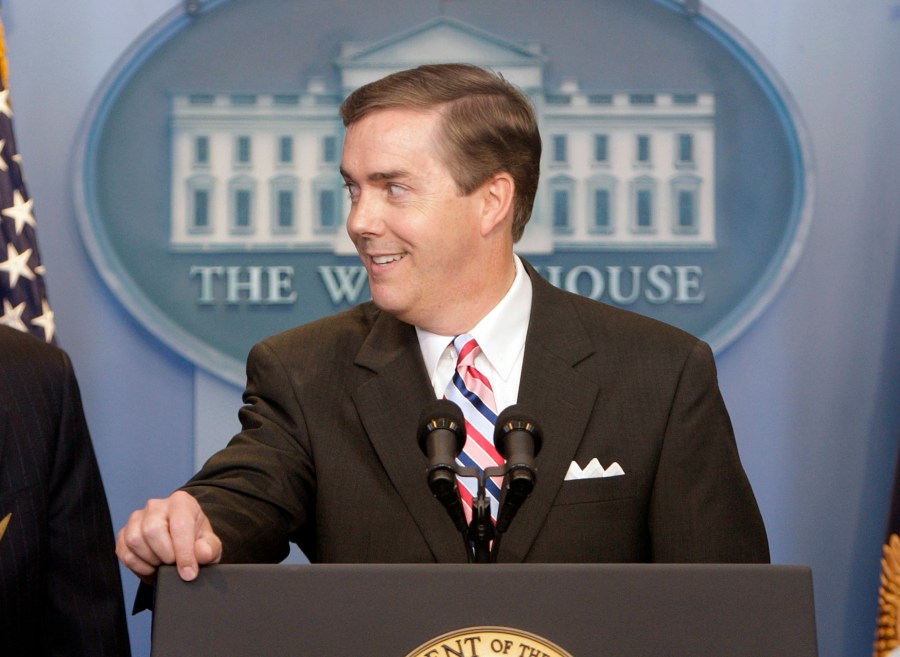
[444,334,504,522]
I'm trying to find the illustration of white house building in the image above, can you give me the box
[169,16,716,254]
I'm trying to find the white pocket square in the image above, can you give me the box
[565,458,625,480]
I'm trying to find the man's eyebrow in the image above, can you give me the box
[368,170,409,182]
[339,168,410,182]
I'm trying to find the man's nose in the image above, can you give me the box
[346,193,383,239]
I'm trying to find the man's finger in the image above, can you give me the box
[194,521,223,566]
[167,491,206,580]
[137,501,177,566]
[117,491,222,583]
[116,527,158,577]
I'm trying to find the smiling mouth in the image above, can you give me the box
[372,254,405,265]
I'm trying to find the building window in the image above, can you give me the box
[630,177,656,233]
[279,136,294,164]
[277,190,294,230]
[314,176,342,233]
[186,175,214,234]
[189,94,215,105]
[194,136,209,165]
[322,136,337,163]
[677,190,696,229]
[671,175,701,234]
[636,135,651,164]
[270,177,298,234]
[594,189,611,232]
[235,136,251,165]
[319,189,337,230]
[553,189,569,229]
[552,135,568,164]
[636,190,653,228]
[594,134,609,163]
[588,94,613,105]
[672,93,698,105]
[587,175,616,235]
[230,94,257,106]
[596,189,610,229]
[193,189,210,229]
[229,176,255,233]
[234,190,252,230]
[549,175,575,234]
[546,94,571,105]
[677,134,694,164]
[273,94,300,106]
[630,93,656,105]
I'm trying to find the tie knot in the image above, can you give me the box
[453,334,480,367]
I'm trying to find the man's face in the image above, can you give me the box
[341,108,487,332]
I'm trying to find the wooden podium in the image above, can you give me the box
[150,563,817,656]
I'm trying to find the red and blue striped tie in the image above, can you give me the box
[444,334,504,522]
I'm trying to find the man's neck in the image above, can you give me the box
[421,255,517,335]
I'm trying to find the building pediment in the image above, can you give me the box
[336,16,546,91]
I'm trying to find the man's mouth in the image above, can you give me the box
[372,254,405,265]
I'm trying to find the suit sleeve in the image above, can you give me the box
[648,339,770,563]
[45,350,132,656]
[183,340,316,563]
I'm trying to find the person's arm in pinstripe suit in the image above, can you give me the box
[0,325,130,656]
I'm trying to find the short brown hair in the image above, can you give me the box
[340,63,542,242]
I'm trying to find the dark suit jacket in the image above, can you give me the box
[0,326,130,656]
[186,263,768,564]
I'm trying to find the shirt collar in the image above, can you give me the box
[416,255,532,382]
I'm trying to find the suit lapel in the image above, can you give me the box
[346,265,602,563]
[351,311,469,562]
[496,265,601,562]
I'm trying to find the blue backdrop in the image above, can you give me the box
[4,1,899,656]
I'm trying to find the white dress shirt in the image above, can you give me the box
[416,255,533,412]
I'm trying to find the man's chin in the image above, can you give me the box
[373,294,428,328]
[369,291,404,317]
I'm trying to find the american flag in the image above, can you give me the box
[0,18,55,343]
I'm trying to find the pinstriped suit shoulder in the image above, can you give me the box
[0,326,130,657]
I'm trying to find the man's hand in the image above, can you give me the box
[116,490,222,583]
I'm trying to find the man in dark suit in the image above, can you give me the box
[117,63,768,583]
[0,325,130,656]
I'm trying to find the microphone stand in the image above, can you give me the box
[454,464,509,563]
[420,403,541,563]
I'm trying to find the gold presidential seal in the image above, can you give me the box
[404,626,574,657]
[875,533,900,656]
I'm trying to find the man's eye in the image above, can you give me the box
[387,183,406,197]
[344,182,359,200]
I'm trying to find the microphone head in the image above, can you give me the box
[494,405,543,458]
[416,398,466,456]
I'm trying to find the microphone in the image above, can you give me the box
[493,406,542,534]
[417,399,467,533]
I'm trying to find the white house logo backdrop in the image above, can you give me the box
[75,0,811,386]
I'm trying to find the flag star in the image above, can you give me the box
[0,243,36,287]
[2,190,36,234]
[0,298,28,333]
[31,298,56,343]
[1,73,53,344]
[0,89,11,118]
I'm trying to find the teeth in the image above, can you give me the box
[372,254,403,265]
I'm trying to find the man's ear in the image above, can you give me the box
[479,172,515,237]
